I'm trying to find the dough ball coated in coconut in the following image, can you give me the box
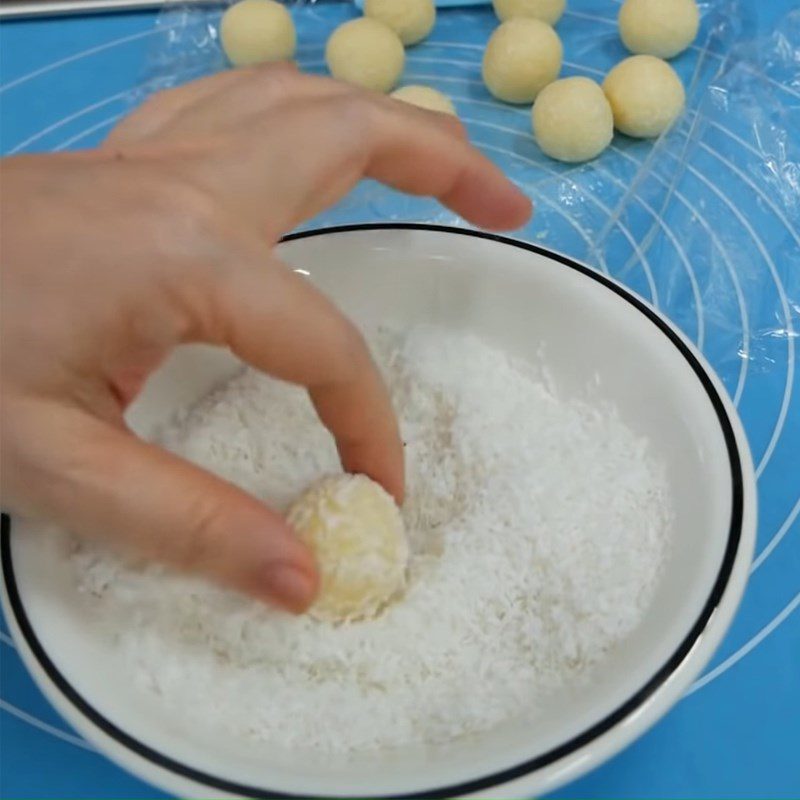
[287,474,409,623]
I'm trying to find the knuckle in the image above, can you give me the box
[146,171,224,250]
[333,318,371,379]
[143,174,239,340]
[174,491,228,572]
[174,182,221,234]
[337,93,378,140]
[140,88,178,116]
[122,170,233,330]
[248,61,301,99]
[125,87,184,132]
[442,114,467,140]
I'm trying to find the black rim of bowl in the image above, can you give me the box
[1,223,745,800]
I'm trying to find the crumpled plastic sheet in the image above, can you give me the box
[132,0,799,413]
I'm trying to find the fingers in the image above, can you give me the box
[25,402,318,612]
[273,90,532,231]
[358,98,533,231]
[214,259,405,503]
[110,64,531,235]
[183,91,531,238]
[439,160,534,231]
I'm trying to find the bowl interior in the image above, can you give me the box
[8,227,738,797]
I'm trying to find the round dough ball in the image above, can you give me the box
[287,474,408,623]
[363,0,436,46]
[492,0,566,26]
[482,18,563,104]
[532,77,613,162]
[602,55,685,138]
[619,0,699,59]
[220,0,296,67]
[391,85,457,115]
[325,17,405,93]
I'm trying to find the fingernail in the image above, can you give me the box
[264,563,316,613]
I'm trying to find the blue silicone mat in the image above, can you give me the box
[1,1,798,797]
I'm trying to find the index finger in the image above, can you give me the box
[182,92,533,238]
[209,253,405,504]
[360,96,533,231]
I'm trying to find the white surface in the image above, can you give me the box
[2,227,757,798]
[68,324,671,753]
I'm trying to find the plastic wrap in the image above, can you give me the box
[133,0,799,430]
[2,6,797,797]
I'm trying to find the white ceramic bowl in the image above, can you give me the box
[1,225,756,799]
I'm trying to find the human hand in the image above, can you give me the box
[0,64,531,612]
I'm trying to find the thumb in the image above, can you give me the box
[28,407,318,612]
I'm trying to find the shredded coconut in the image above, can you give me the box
[72,324,671,752]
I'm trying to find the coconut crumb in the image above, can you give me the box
[72,324,671,753]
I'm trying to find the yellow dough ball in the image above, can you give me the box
[482,18,563,104]
[492,0,566,26]
[391,85,457,115]
[532,77,613,162]
[325,17,405,93]
[619,0,699,59]
[287,474,409,623]
[220,0,296,67]
[602,55,685,138]
[363,0,436,46]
